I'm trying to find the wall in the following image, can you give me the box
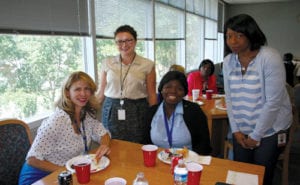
[225,1,300,59]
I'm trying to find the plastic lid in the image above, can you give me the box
[137,172,145,178]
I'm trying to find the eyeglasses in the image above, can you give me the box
[115,39,134,46]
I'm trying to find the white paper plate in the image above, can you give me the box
[196,101,204,106]
[216,104,227,111]
[203,94,225,99]
[65,154,110,173]
[213,94,226,99]
[157,148,197,164]
[157,148,212,165]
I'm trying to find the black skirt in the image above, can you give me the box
[101,97,148,143]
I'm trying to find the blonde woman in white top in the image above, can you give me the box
[97,25,157,143]
[19,71,111,185]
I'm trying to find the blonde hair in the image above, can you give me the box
[56,71,99,119]
[169,64,185,74]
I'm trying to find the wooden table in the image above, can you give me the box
[196,97,228,136]
[188,96,229,157]
[33,139,264,185]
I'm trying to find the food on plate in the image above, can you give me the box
[66,154,110,173]
[163,147,189,161]
[176,147,189,158]
[219,97,226,108]
[91,157,98,166]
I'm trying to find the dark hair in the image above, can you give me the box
[198,59,215,76]
[223,14,267,55]
[114,25,137,40]
[158,71,188,97]
[283,53,293,61]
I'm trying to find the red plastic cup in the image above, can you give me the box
[206,90,213,100]
[141,144,158,167]
[74,158,91,184]
[186,162,203,185]
[171,153,183,174]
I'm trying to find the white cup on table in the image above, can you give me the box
[192,89,200,102]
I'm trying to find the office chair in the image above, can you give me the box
[223,138,233,159]
[277,105,298,185]
[0,119,32,185]
[294,84,300,126]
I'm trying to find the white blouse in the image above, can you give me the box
[26,109,109,166]
[102,54,154,99]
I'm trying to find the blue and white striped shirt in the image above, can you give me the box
[223,46,292,141]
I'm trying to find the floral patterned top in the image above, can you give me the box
[26,109,109,166]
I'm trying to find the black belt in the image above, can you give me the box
[105,97,147,103]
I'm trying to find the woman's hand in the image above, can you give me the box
[234,132,260,149]
[95,144,111,162]
[244,136,260,149]
[234,132,247,148]
[95,133,111,162]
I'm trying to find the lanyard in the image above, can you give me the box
[120,54,136,100]
[163,105,176,148]
[81,120,88,154]
[74,112,89,154]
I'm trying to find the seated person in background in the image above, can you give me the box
[214,62,224,94]
[187,59,217,96]
[19,71,111,185]
[283,52,295,87]
[169,64,186,74]
[143,71,211,155]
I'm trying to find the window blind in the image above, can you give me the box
[0,0,88,36]
[95,0,152,39]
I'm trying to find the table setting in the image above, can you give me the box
[33,139,264,185]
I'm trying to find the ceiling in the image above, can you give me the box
[223,0,292,4]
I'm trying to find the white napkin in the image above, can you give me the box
[226,170,258,185]
[185,155,212,165]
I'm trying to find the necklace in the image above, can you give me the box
[238,50,258,74]
[241,66,246,75]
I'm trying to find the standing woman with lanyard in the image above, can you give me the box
[223,14,292,185]
[97,25,157,143]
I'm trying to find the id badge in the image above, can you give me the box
[278,133,287,147]
[118,109,126,120]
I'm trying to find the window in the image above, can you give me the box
[205,0,218,20]
[1,0,224,123]
[186,13,204,71]
[0,34,83,121]
[186,0,205,15]
[155,2,185,81]
[204,19,218,62]
[95,0,153,39]
[204,39,218,62]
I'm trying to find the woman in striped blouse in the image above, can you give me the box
[223,14,292,185]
